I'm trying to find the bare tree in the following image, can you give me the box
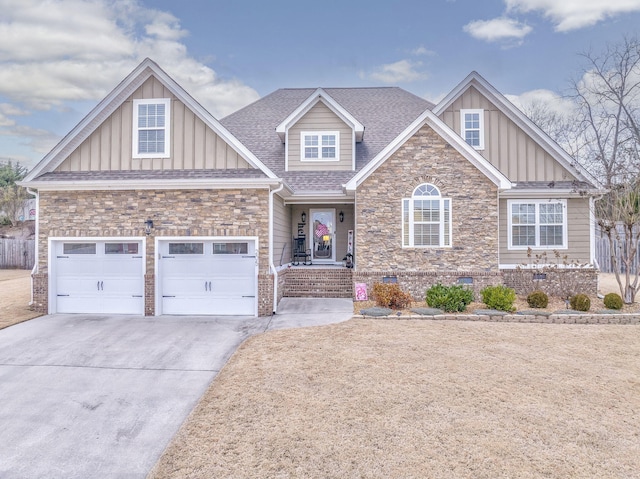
[0,184,29,226]
[595,182,640,303]
[570,36,640,187]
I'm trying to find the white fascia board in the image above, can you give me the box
[499,188,600,199]
[281,191,354,204]
[25,58,278,181]
[20,178,283,192]
[434,72,599,188]
[345,109,512,191]
[275,89,364,142]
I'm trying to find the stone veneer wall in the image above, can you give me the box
[354,124,500,286]
[34,188,272,316]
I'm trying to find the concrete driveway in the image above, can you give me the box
[0,299,353,478]
[0,313,267,478]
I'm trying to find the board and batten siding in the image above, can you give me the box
[55,77,251,172]
[498,197,592,266]
[439,86,576,182]
[287,101,353,171]
[272,194,291,266]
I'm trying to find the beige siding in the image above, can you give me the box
[499,197,592,265]
[287,101,353,171]
[439,86,575,182]
[55,77,251,172]
[272,195,291,266]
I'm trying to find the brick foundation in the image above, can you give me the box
[282,267,353,298]
[502,268,598,297]
[352,270,503,302]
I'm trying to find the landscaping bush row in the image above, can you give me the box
[371,281,616,313]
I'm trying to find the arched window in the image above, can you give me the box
[402,183,452,247]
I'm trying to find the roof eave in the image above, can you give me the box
[19,177,282,191]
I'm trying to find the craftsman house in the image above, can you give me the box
[21,58,599,317]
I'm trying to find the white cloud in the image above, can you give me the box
[411,46,436,56]
[506,0,640,31]
[369,60,428,83]
[0,0,259,123]
[506,89,576,117]
[463,17,532,43]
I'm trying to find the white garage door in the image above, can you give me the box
[159,239,257,315]
[53,240,144,314]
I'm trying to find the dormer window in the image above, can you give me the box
[461,109,484,150]
[301,131,339,161]
[133,99,171,158]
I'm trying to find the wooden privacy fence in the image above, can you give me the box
[0,239,35,269]
[595,224,640,274]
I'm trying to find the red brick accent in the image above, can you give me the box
[282,268,353,298]
[144,274,155,316]
[31,272,48,314]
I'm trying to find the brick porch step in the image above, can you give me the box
[283,267,353,298]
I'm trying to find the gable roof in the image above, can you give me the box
[433,71,599,188]
[221,87,433,193]
[275,88,365,142]
[344,109,512,191]
[23,58,277,183]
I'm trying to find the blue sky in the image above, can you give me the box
[2,0,640,169]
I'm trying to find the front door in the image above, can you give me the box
[310,209,335,263]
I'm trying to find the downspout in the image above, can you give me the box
[269,182,285,314]
[26,187,38,306]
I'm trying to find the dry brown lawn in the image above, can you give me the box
[0,269,41,328]
[149,319,640,479]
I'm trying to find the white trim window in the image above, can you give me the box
[301,131,339,161]
[508,199,567,249]
[133,99,171,158]
[402,183,452,247]
[460,109,484,150]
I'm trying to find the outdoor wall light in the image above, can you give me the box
[145,219,154,235]
[339,211,344,222]
[301,211,306,223]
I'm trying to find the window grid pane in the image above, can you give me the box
[510,202,564,248]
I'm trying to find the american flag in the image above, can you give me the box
[315,222,329,237]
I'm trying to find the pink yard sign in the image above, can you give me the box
[355,283,368,301]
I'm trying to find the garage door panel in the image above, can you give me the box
[210,298,254,315]
[162,258,208,275]
[102,278,143,295]
[53,240,144,315]
[102,257,143,276]
[100,296,144,314]
[55,258,99,276]
[56,296,104,314]
[162,297,210,316]
[57,277,103,295]
[210,278,254,296]
[159,240,257,316]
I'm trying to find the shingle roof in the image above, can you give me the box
[221,87,433,192]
